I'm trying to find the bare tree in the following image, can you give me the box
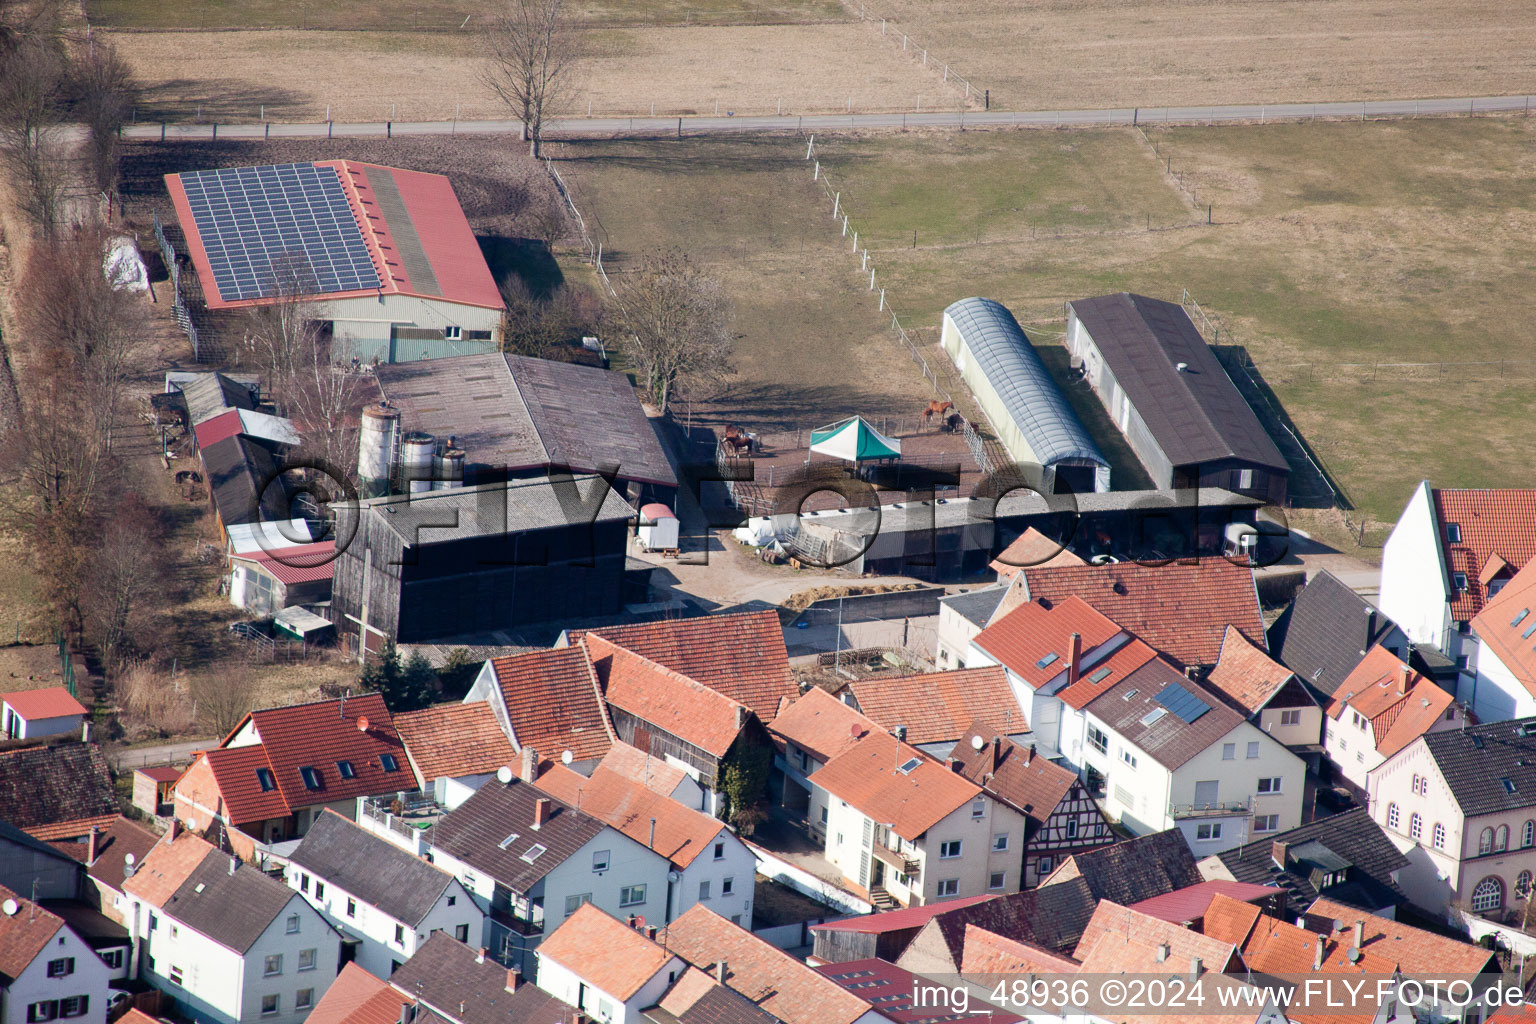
[81,493,162,670]
[613,251,732,413]
[72,37,136,203]
[483,0,579,157]
[0,31,69,235]
[286,330,366,483]
[189,660,263,736]
[243,254,322,396]
[500,276,604,358]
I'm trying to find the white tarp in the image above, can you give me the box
[104,236,149,293]
[227,519,315,555]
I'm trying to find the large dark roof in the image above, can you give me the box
[352,478,634,547]
[174,372,257,425]
[162,854,303,953]
[926,875,1097,962]
[1424,718,1536,816]
[390,932,564,1024]
[428,777,605,893]
[1084,659,1247,770]
[85,817,161,893]
[200,434,288,528]
[1267,570,1403,698]
[943,297,1108,470]
[289,811,454,926]
[1214,807,1409,911]
[373,353,676,488]
[0,743,118,837]
[1069,293,1287,471]
[1052,829,1203,904]
[940,586,1006,630]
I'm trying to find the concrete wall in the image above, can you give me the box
[1466,649,1536,724]
[320,293,501,364]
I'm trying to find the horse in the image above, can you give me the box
[943,412,966,433]
[720,434,753,457]
[922,400,954,428]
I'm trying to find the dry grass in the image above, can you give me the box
[555,134,942,430]
[870,0,1536,111]
[810,117,1536,522]
[109,24,963,123]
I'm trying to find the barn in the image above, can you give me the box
[941,297,1110,495]
[329,476,635,649]
[1066,293,1288,503]
[165,160,503,362]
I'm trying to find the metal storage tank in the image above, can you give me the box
[357,402,401,498]
[432,446,466,490]
[401,431,437,493]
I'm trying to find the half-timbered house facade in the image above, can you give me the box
[950,722,1116,887]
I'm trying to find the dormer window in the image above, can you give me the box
[1446,523,1462,543]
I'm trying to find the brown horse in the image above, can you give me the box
[922,400,954,429]
[720,434,753,456]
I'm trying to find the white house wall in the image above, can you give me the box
[1466,648,1536,724]
[1378,481,1452,651]
[671,834,755,926]
[286,868,481,979]
[320,294,501,365]
[534,952,680,1024]
[1168,724,1305,855]
[2,925,111,1024]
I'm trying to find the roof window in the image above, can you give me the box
[299,766,323,791]
[897,757,923,774]
[336,760,355,780]
[1036,652,1060,670]
[1086,667,1113,684]
[1122,689,1140,701]
[256,767,277,792]
[1504,778,1518,794]
[1453,572,1469,592]
[380,754,399,772]
[520,844,547,864]
[1473,735,1486,749]
[1446,523,1462,543]
[1513,609,1530,628]
[498,832,520,850]
[1140,708,1169,726]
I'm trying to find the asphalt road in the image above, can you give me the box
[114,93,1536,142]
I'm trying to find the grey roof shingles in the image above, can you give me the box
[353,477,634,547]
[1051,829,1203,905]
[1214,807,1409,911]
[162,854,304,953]
[944,297,1108,470]
[1424,718,1536,817]
[373,353,676,488]
[390,932,574,1024]
[1083,660,1247,771]
[1069,293,1287,471]
[1267,570,1403,698]
[288,811,454,926]
[930,875,1098,961]
[427,777,605,894]
[201,434,289,528]
[940,586,1007,630]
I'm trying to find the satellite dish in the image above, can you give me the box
[124,853,136,867]
[496,766,514,785]
[667,870,681,883]
[633,915,645,929]
[1,900,17,916]
[970,735,985,751]
[356,715,371,733]
[561,750,573,766]
[1346,947,1361,963]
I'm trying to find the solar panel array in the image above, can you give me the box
[177,163,381,302]
[1154,681,1212,724]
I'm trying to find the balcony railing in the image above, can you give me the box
[1170,800,1251,819]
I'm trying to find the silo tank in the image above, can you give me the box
[357,403,401,498]
[432,447,466,490]
[401,432,436,494]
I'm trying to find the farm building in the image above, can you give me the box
[165,161,502,362]
[330,477,635,649]
[371,353,678,505]
[1066,293,1288,503]
[941,297,1110,494]
[1,688,87,741]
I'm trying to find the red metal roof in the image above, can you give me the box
[164,160,502,313]
[193,408,244,450]
[232,541,338,585]
[135,765,186,783]
[1,687,87,721]
[1127,880,1279,924]
[809,894,996,934]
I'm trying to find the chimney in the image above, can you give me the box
[991,735,1003,771]
[736,705,747,730]
[1353,919,1364,949]
[87,826,101,866]
[950,759,964,773]
[169,818,181,842]
[1398,663,1410,696]
[505,967,521,993]
[519,747,537,783]
[1156,942,1170,963]
[475,948,487,965]
[81,721,91,743]
[1026,743,1036,765]
[716,960,728,984]
[1188,956,1202,981]
[646,926,657,941]
[1270,839,1289,869]
[648,818,657,849]
[228,855,237,876]
[1313,936,1326,970]
[627,914,637,928]
[533,798,551,830]
[1067,632,1082,688]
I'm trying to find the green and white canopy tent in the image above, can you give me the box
[809,416,902,462]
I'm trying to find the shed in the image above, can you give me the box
[941,297,1110,494]
[1065,292,1288,502]
[228,540,336,614]
[131,765,184,816]
[273,606,335,643]
[636,503,679,552]
[1,688,87,741]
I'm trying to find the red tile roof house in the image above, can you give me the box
[534,762,756,926]
[532,903,685,1024]
[0,884,115,1024]
[1379,482,1536,714]
[170,694,411,864]
[659,904,892,1024]
[949,721,1117,888]
[1322,644,1464,794]
[846,666,1032,759]
[1468,556,1536,722]
[766,687,884,839]
[1205,625,1325,755]
[0,688,87,741]
[810,728,1030,907]
[164,160,505,364]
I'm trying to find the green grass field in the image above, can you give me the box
[807,119,1536,523]
[87,0,848,31]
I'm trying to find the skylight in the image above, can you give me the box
[255,767,276,792]
[1504,778,1518,794]
[336,760,356,780]
[520,844,547,863]
[498,832,521,850]
[1523,621,1536,640]
[1086,667,1113,684]
[1036,652,1060,670]
[1122,689,1139,700]
[299,766,322,791]
[1446,523,1462,543]
[1513,609,1530,628]
[380,754,399,772]
[1141,708,1169,726]
[897,757,923,775]
[1473,735,1487,749]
